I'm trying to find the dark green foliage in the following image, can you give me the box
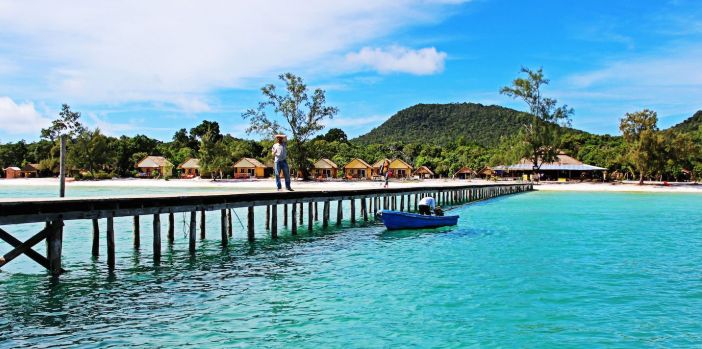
[670,110,702,133]
[353,103,536,147]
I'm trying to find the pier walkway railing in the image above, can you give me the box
[0,183,532,275]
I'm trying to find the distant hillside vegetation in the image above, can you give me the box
[353,103,539,147]
[670,110,702,133]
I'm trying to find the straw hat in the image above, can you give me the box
[274,134,287,139]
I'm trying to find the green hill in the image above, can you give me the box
[670,110,702,133]
[354,103,548,147]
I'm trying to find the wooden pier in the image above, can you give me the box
[0,183,532,275]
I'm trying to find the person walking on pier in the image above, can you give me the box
[272,134,293,191]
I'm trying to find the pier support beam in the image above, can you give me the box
[0,223,64,273]
[291,203,298,235]
[221,209,228,246]
[189,211,196,254]
[336,200,343,225]
[200,210,206,239]
[361,198,368,222]
[107,216,115,270]
[168,212,175,244]
[323,201,330,228]
[153,214,161,261]
[133,215,140,249]
[46,221,63,274]
[308,202,313,232]
[283,204,288,227]
[350,199,356,224]
[227,209,233,237]
[265,205,270,230]
[247,206,255,242]
[92,218,99,257]
[271,205,278,239]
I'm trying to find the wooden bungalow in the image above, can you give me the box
[478,167,497,179]
[343,158,373,180]
[232,158,267,179]
[389,159,413,179]
[413,165,434,179]
[136,156,173,178]
[493,153,606,181]
[3,166,21,179]
[177,158,200,178]
[371,158,391,177]
[311,158,338,179]
[454,167,475,180]
[20,163,41,178]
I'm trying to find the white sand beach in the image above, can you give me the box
[1,177,701,194]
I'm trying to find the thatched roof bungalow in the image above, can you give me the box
[311,158,338,179]
[388,159,413,178]
[177,158,200,178]
[453,166,475,180]
[413,165,434,179]
[232,158,267,179]
[136,156,173,178]
[21,163,42,178]
[343,158,372,180]
[494,153,606,181]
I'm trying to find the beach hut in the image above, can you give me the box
[136,156,174,178]
[413,166,434,179]
[453,167,475,180]
[232,158,267,179]
[20,163,41,178]
[497,153,606,181]
[389,159,413,178]
[478,167,497,179]
[3,166,21,179]
[177,158,200,178]
[371,158,391,177]
[311,158,338,179]
[343,158,373,180]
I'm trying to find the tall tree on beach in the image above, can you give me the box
[500,67,573,181]
[619,109,663,184]
[40,104,86,141]
[242,73,339,179]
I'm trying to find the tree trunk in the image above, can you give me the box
[638,171,645,185]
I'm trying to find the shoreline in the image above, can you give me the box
[1,178,701,194]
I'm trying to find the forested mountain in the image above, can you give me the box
[353,103,572,147]
[670,110,702,133]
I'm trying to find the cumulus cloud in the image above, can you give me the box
[0,97,51,134]
[0,1,461,109]
[345,46,447,75]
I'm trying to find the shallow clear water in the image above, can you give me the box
[1,189,701,348]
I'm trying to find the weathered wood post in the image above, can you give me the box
[265,205,270,230]
[153,214,161,261]
[308,202,313,232]
[291,203,298,235]
[47,219,64,275]
[59,136,66,198]
[283,204,288,227]
[337,200,343,225]
[200,210,206,239]
[189,211,196,253]
[299,202,304,225]
[247,206,255,241]
[92,218,99,257]
[414,194,419,211]
[314,202,319,221]
[133,215,140,249]
[107,216,115,270]
[271,205,278,239]
[168,212,175,244]
[400,195,404,212]
[227,209,233,237]
[361,197,368,222]
[221,209,228,245]
[350,199,356,224]
[323,200,330,228]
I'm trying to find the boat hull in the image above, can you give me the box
[380,210,459,230]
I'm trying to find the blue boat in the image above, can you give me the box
[380,210,459,230]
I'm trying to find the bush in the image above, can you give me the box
[94,171,114,180]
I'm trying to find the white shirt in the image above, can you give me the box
[418,197,436,209]
[272,142,287,162]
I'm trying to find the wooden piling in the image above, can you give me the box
[247,206,255,241]
[91,218,99,257]
[221,209,228,245]
[308,202,313,232]
[107,216,115,269]
[299,202,304,225]
[283,204,288,227]
[168,212,175,244]
[265,205,270,230]
[200,210,206,239]
[350,199,356,224]
[153,214,161,261]
[189,211,196,253]
[314,202,319,221]
[400,195,404,211]
[323,200,330,228]
[227,209,233,237]
[271,205,278,239]
[337,200,343,225]
[361,198,368,222]
[133,215,140,249]
[47,220,63,275]
[291,202,298,235]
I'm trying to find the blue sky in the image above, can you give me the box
[0,0,701,142]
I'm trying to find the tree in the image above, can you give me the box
[40,104,85,141]
[500,67,573,180]
[619,109,663,184]
[242,73,338,178]
[190,120,222,142]
[198,127,228,179]
[316,128,348,143]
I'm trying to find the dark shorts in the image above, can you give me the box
[418,204,432,215]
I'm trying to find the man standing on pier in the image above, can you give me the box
[272,134,293,191]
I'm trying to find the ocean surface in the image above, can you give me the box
[1,186,701,348]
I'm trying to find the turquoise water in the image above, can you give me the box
[1,189,701,348]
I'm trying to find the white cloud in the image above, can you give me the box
[345,46,447,75]
[0,97,52,134]
[0,1,460,109]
